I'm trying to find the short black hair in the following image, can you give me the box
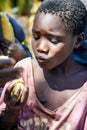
[36,0,87,35]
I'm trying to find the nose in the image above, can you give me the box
[36,37,49,54]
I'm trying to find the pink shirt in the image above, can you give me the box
[2,58,87,130]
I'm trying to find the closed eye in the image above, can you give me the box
[48,36,61,44]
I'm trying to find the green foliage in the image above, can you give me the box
[12,0,34,16]
[0,0,34,15]
[0,0,12,13]
[17,0,25,15]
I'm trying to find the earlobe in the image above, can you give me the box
[74,33,85,49]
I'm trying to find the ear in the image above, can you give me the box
[74,33,85,49]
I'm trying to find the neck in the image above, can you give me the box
[44,56,86,90]
[48,56,84,76]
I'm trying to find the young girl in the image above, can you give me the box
[1,0,87,129]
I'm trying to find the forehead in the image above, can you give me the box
[33,13,66,32]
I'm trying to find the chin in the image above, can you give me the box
[39,63,53,70]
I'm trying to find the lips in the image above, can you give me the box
[36,56,48,63]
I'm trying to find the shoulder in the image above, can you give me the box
[33,58,44,75]
[15,57,45,83]
[15,57,40,69]
[15,57,31,66]
[31,58,44,81]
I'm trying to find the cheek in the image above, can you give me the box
[50,44,70,64]
[50,44,65,57]
[54,43,73,63]
[31,39,36,52]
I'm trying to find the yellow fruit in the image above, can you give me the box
[10,78,25,100]
[0,12,15,42]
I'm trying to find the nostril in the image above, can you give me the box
[37,46,49,54]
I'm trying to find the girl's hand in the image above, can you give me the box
[3,78,28,114]
[0,78,28,130]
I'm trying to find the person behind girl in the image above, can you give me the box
[0,14,32,115]
[0,13,32,62]
[1,0,87,129]
[0,56,22,115]
[73,0,87,64]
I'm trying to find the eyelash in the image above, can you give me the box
[32,33,60,44]
[48,37,60,44]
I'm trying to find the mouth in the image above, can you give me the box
[36,56,48,63]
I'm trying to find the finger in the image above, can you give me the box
[4,82,16,100]
[0,38,13,45]
[9,95,20,106]
[9,87,28,112]
[4,89,11,101]
[0,102,6,114]
[20,86,29,104]
[11,87,21,102]
[5,97,18,109]
[0,39,11,49]
[14,87,28,111]
[0,68,23,86]
[0,57,16,68]
[0,67,22,78]
[0,43,9,55]
[4,80,21,101]
[5,88,20,106]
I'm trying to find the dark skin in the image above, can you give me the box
[1,13,87,129]
[0,56,28,130]
[32,13,87,110]
[0,39,27,62]
[0,56,24,129]
[0,57,22,87]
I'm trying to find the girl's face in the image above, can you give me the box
[32,13,77,70]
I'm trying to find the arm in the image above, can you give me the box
[0,109,19,130]
[8,42,32,62]
[0,56,22,87]
[0,56,28,129]
[0,79,28,130]
[0,38,32,62]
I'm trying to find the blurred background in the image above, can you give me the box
[0,0,43,55]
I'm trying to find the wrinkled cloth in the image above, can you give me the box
[9,57,87,130]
